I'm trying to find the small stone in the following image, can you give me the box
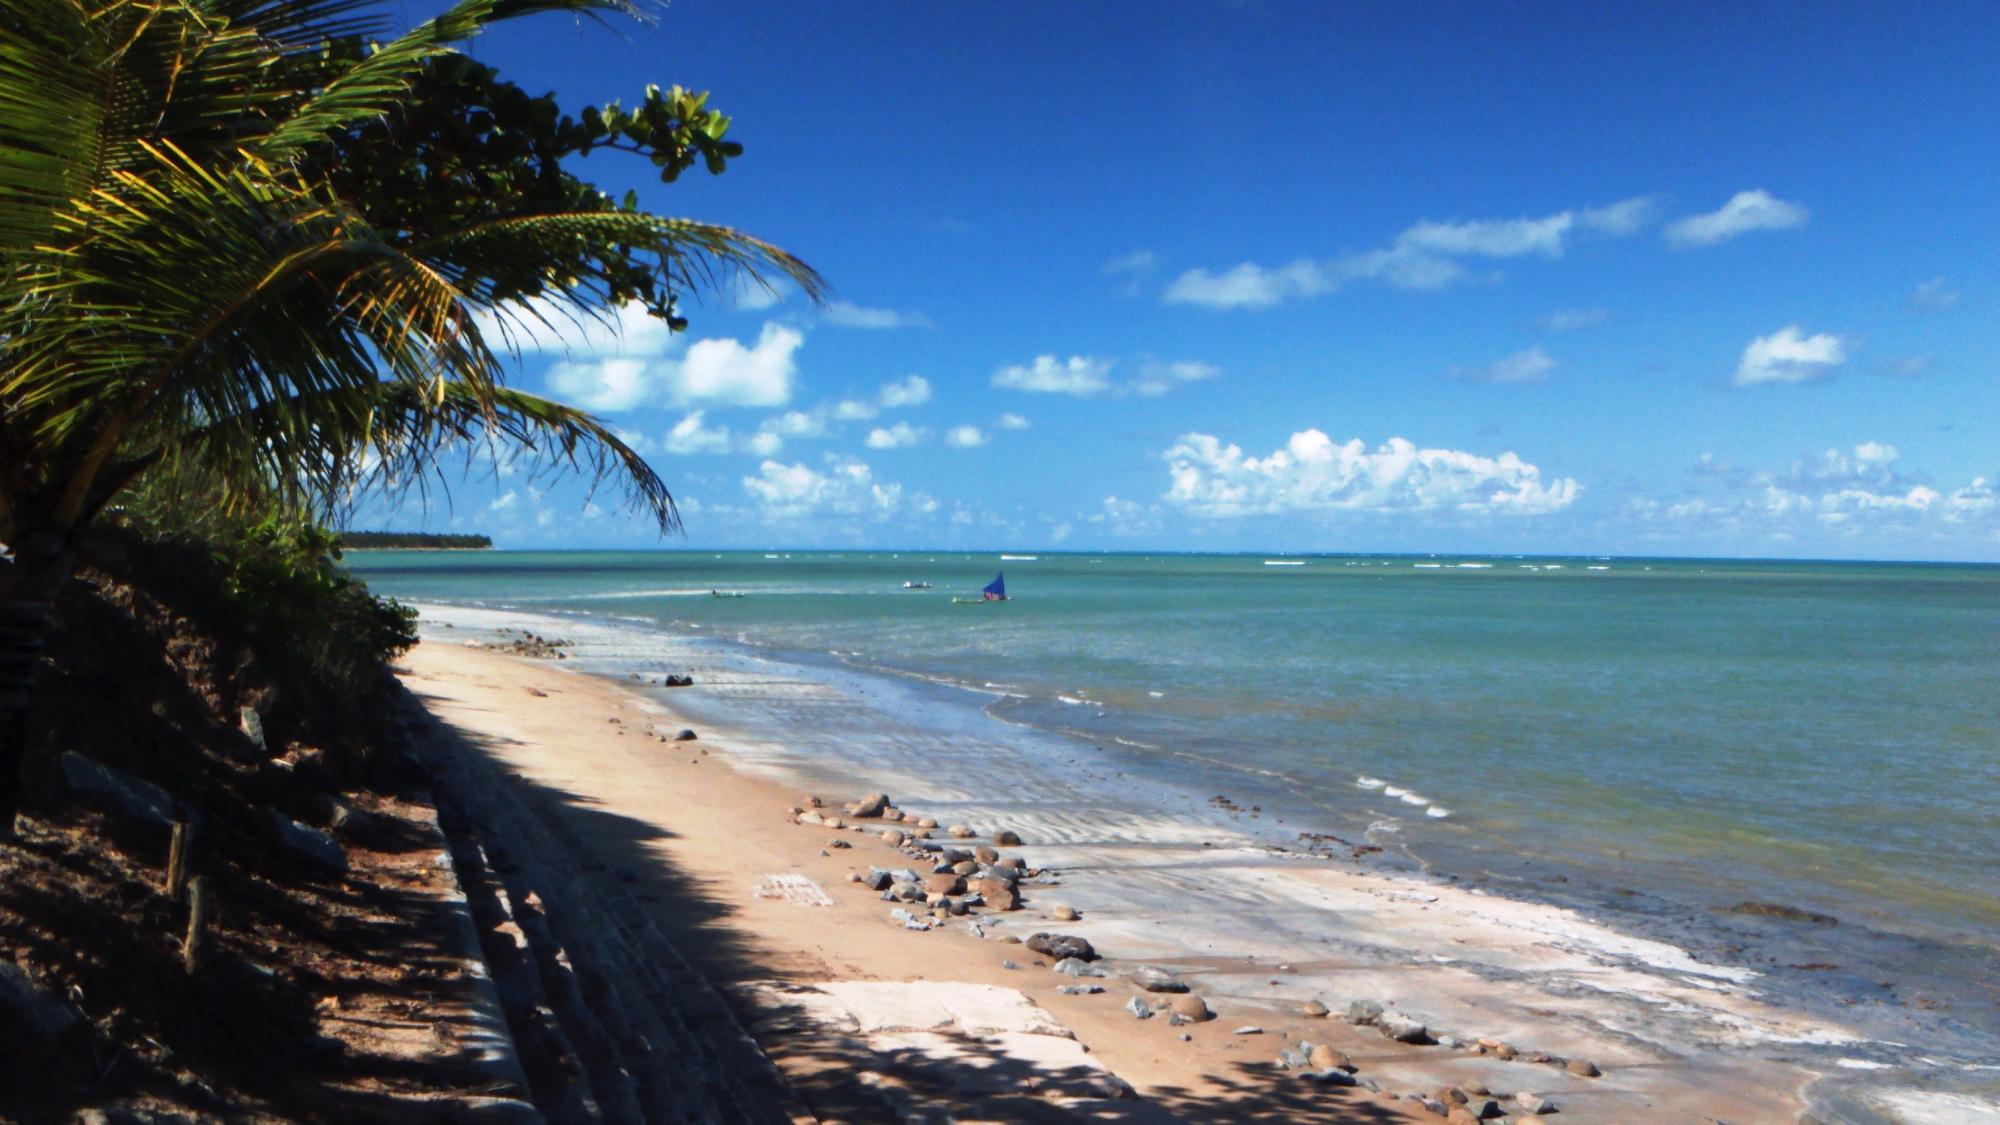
[1179,1032,1192,1042]
[799,810,825,826]
[1468,1099,1503,1120]
[948,825,976,839]
[925,872,964,895]
[882,808,904,821]
[850,793,890,818]
[846,871,863,883]
[1300,999,1330,1019]
[948,897,970,916]
[1057,984,1104,995]
[1378,1012,1430,1044]
[1232,1025,1263,1035]
[1464,1082,1491,1096]
[1053,957,1107,978]
[824,816,845,830]
[1050,904,1080,921]
[1446,1108,1481,1125]
[1565,1057,1601,1078]
[889,881,924,902]
[975,846,1000,864]
[881,829,906,845]
[674,729,697,741]
[1000,856,1027,870]
[1170,994,1213,1022]
[1132,966,1189,993]
[1000,935,1023,944]
[1125,996,1154,1020]
[260,808,348,873]
[1517,1092,1556,1114]
[826,838,851,849]
[1307,1044,1350,1070]
[806,795,824,808]
[1345,1000,1384,1026]
[1026,932,1096,961]
[861,869,892,890]
[974,877,1018,910]
[916,817,938,829]
[995,829,1023,846]
[1001,960,1020,970]
[952,860,979,876]
[1304,1069,1357,1087]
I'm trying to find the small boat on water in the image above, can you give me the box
[901,580,934,589]
[952,572,1009,604]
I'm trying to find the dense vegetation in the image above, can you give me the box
[0,0,820,831]
[339,531,493,549]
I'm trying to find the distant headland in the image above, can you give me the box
[339,531,492,550]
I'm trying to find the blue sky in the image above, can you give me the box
[362,1,1999,559]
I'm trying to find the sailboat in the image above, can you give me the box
[952,571,1009,604]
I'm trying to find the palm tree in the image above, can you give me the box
[0,0,822,833]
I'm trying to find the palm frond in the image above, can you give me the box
[0,0,110,252]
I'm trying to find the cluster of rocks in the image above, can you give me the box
[473,629,572,659]
[800,793,1048,922]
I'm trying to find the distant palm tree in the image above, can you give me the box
[0,0,822,832]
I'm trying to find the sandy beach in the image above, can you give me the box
[392,620,1916,1122]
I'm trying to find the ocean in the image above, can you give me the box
[345,548,2000,1098]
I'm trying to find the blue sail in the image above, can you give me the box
[982,571,1006,599]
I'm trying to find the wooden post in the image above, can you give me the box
[164,822,191,900]
[182,876,210,973]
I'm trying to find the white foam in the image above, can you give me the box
[1147,690,1166,698]
[1398,791,1431,807]
[1413,563,1443,569]
[1000,554,1039,561]
[1587,565,1611,571]
[1354,776,1387,790]
[1426,805,1452,818]
[1382,785,1409,798]
[1456,562,1492,569]
[1263,559,1306,566]
[1871,1091,2000,1124]
[1056,695,1090,706]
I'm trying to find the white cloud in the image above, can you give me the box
[489,489,519,512]
[1165,196,1655,309]
[762,410,826,439]
[1163,261,1333,309]
[1090,495,1162,537]
[878,375,932,408]
[662,411,732,455]
[823,300,930,329]
[831,399,878,421]
[1447,345,1557,384]
[993,354,1115,396]
[1908,277,1960,312]
[1131,360,1221,397]
[944,425,987,448]
[546,357,653,412]
[865,422,926,449]
[1664,190,1809,248]
[740,431,784,457]
[997,413,1031,430]
[665,323,802,407]
[1164,430,1579,517]
[730,274,790,311]
[1636,442,1998,539]
[1535,308,1610,332]
[1103,249,1158,276]
[741,456,929,521]
[1735,325,1847,386]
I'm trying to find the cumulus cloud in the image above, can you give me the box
[1164,196,1656,309]
[489,490,519,512]
[1907,277,1960,313]
[741,456,930,521]
[1446,346,1557,384]
[662,412,733,455]
[1164,261,1333,309]
[944,425,987,448]
[1131,360,1221,397]
[878,375,933,408]
[1664,190,1809,248]
[476,298,677,358]
[993,354,1115,396]
[546,357,654,412]
[1535,308,1610,333]
[1735,325,1847,386]
[997,412,1031,430]
[865,422,926,449]
[822,300,931,329]
[1163,430,1580,517]
[666,323,802,407]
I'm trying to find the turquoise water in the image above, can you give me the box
[346,549,2000,953]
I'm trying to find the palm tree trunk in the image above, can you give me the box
[0,533,74,841]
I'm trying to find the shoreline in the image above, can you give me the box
[396,606,1983,1121]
